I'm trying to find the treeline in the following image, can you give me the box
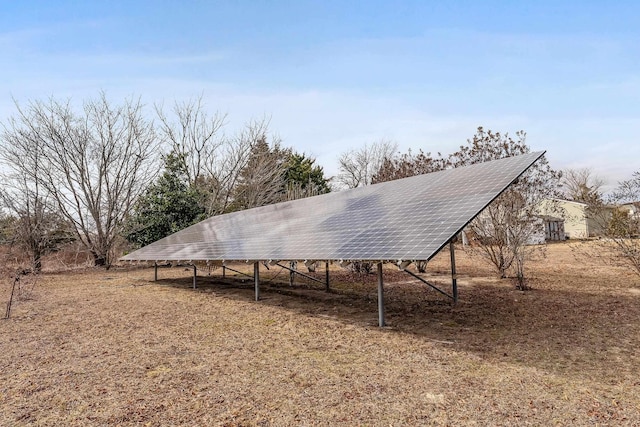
[337,129,561,288]
[336,129,640,286]
[0,94,329,271]
[1,93,638,286]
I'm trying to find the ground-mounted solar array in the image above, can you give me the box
[121,151,545,263]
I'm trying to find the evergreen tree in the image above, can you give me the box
[284,152,331,199]
[125,152,204,248]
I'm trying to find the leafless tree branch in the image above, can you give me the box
[0,93,159,268]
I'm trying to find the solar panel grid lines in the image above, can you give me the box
[121,151,545,263]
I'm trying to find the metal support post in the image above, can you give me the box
[449,241,458,304]
[222,265,226,279]
[377,262,385,327]
[193,264,197,289]
[254,262,260,301]
[325,261,330,292]
[289,261,295,286]
[154,261,158,282]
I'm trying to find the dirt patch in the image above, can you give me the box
[1,242,639,425]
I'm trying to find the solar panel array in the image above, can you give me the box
[121,151,544,263]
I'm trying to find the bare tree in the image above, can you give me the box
[581,172,640,281]
[203,119,269,215]
[372,148,446,184]
[0,94,159,268]
[337,139,398,188]
[613,171,640,204]
[157,103,272,216]
[0,182,70,273]
[562,168,605,205]
[155,96,227,186]
[450,127,561,289]
[156,97,255,217]
[468,190,543,283]
[0,121,71,272]
[284,181,324,201]
[230,134,288,211]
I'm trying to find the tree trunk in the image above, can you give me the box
[32,253,42,273]
[92,252,108,268]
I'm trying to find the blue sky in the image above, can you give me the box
[1,1,638,189]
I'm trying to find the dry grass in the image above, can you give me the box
[1,242,639,426]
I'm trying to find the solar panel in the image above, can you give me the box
[121,151,545,263]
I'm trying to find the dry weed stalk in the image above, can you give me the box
[3,267,37,319]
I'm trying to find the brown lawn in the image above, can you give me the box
[1,242,639,426]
